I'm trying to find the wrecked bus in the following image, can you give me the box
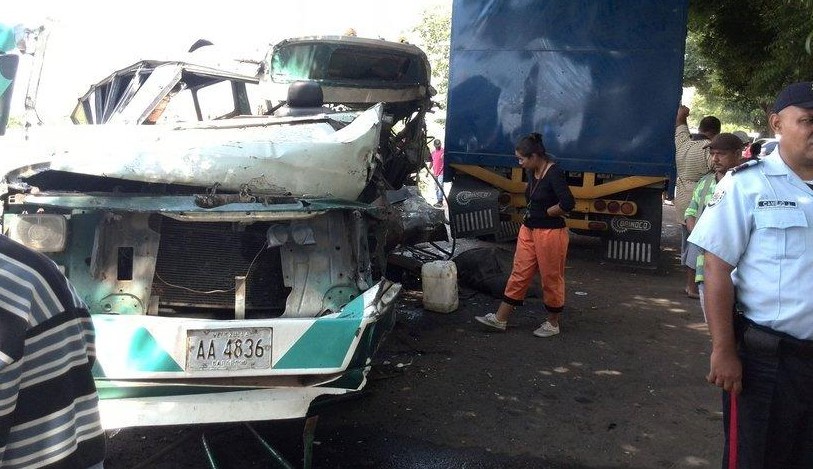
[0,36,434,429]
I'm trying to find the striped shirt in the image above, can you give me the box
[674,124,713,225]
[0,236,105,469]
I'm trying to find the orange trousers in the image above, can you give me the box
[503,225,569,312]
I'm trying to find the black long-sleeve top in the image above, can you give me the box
[524,164,575,229]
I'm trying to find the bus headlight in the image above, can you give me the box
[9,214,68,252]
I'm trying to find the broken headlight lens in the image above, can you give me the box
[9,214,68,252]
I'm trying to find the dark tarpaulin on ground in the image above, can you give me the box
[453,246,541,298]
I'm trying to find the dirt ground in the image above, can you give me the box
[105,203,723,468]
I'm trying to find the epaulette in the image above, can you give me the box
[731,158,762,174]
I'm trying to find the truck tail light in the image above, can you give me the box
[620,202,635,215]
[592,199,637,215]
[607,201,621,213]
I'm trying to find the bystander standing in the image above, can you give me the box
[0,236,106,469]
[674,105,719,299]
[683,133,742,320]
[688,81,813,468]
[428,138,445,207]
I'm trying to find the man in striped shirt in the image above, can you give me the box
[675,105,720,299]
[0,236,105,469]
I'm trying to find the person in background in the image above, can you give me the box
[688,81,813,468]
[475,133,575,337]
[683,133,742,320]
[675,105,720,299]
[745,141,762,160]
[732,131,750,146]
[428,138,445,207]
[0,236,106,469]
[732,130,750,158]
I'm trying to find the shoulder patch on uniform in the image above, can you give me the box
[731,158,761,174]
[707,187,725,207]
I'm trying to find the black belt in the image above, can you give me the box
[738,317,813,359]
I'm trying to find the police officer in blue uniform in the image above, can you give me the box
[689,82,813,469]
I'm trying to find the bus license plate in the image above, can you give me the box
[187,327,272,371]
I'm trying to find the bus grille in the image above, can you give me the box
[152,219,288,310]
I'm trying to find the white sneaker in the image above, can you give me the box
[475,313,507,331]
[533,321,560,337]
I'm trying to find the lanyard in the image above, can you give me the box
[527,177,543,202]
[528,162,552,201]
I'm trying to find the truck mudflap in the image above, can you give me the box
[93,279,401,429]
[601,187,663,267]
[447,174,500,239]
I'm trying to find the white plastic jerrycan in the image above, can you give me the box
[421,260,459,313]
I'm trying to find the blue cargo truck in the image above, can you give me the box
[445,0,688,267]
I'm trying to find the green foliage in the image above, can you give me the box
[686,0,813,134]
[683,32,713,90]
[690,92,762,135]
[412,4,451,104]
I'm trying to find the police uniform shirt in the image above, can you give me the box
[688,151,813,341]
